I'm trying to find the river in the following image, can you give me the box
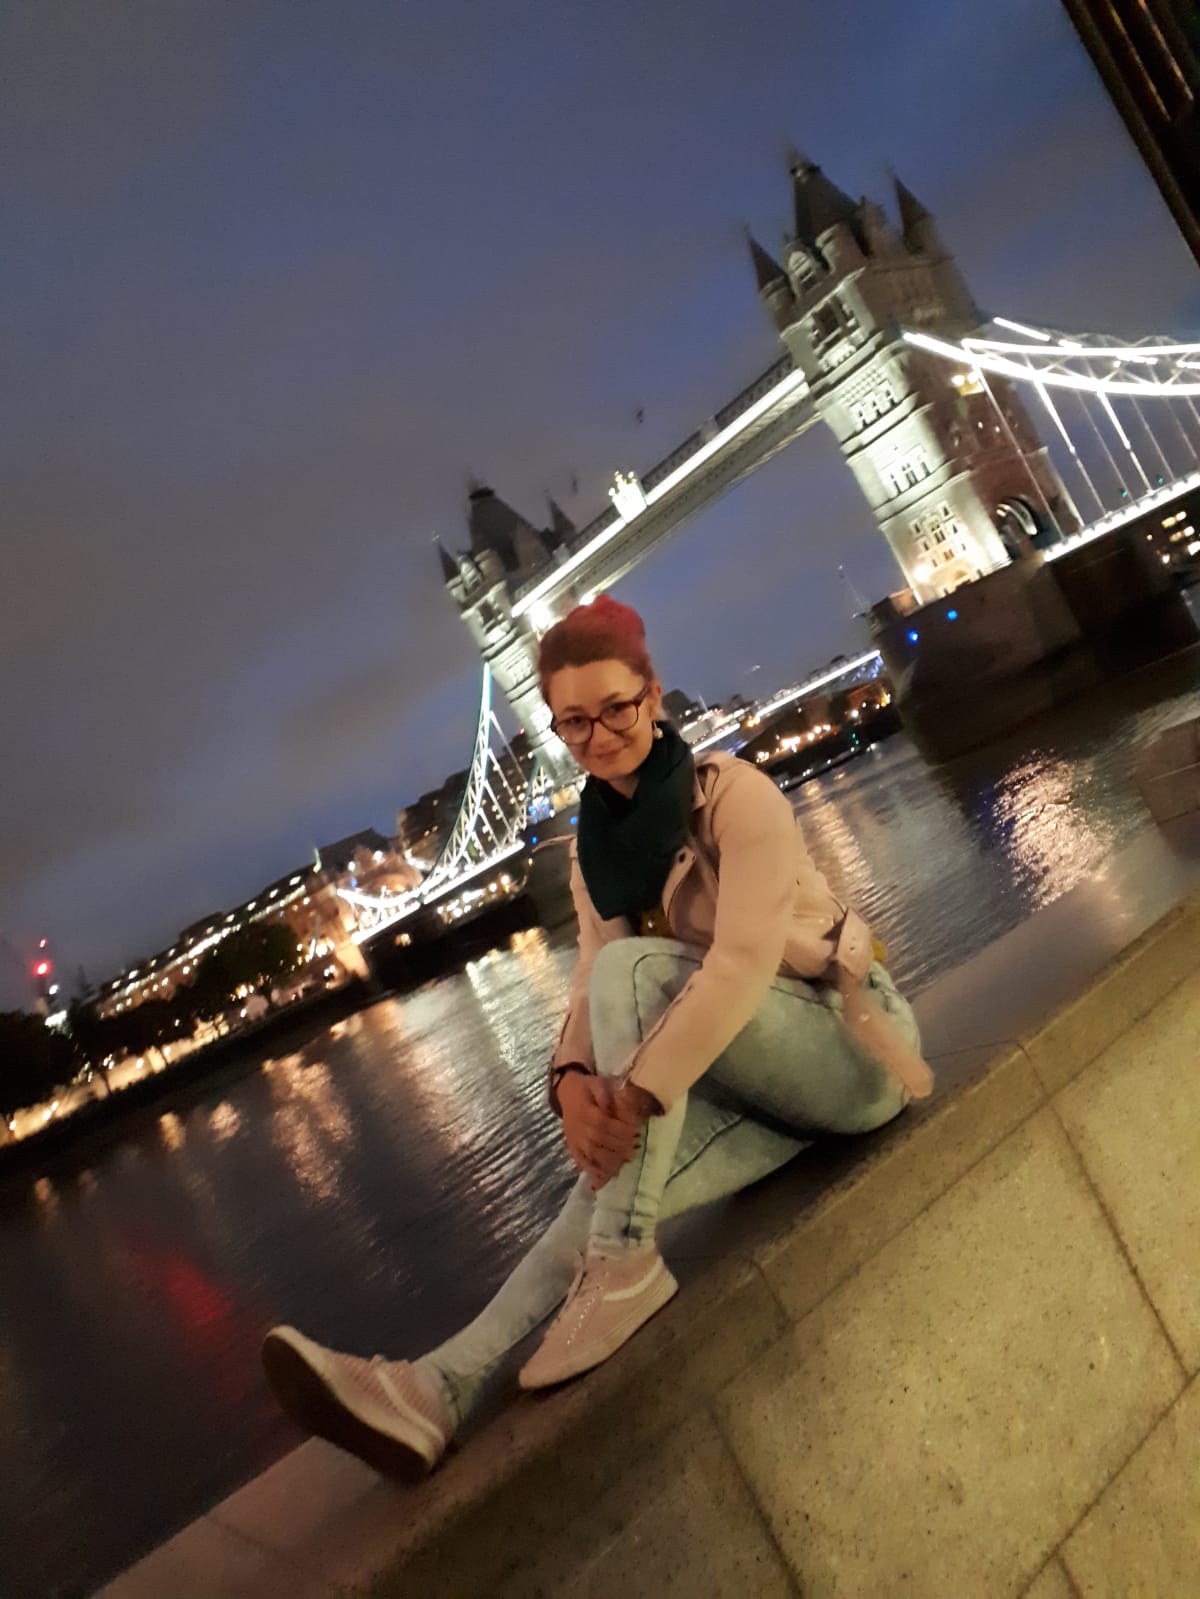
[1,648,1197,1598]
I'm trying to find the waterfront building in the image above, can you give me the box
[95,829,417,1018]
[1062,0,1200,265]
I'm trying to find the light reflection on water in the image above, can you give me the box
[0,649,1197,1599]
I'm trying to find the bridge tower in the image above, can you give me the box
[439,485,578,785]
[751,158,1080,603]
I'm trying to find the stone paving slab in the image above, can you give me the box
[1022,1557,1076,1599]
[1061,1375,1200,1599]
[718,1109,1183,1599]
[1055,970,1200,1373]
[490,1412,795,1599]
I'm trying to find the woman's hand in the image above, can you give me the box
[610,1081,663,1125]
[559,1073,643,1189]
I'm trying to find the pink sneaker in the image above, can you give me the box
[262,1325,453,1480]
[518,1251,678,1390]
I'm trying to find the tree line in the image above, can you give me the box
[0,922,306,1124]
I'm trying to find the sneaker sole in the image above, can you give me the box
[519,1264,679,1390]
[261,1328,443,1482]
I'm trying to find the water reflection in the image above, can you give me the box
[159,1110,186,1152]
[208,1101,243,1144]
[267,1057,353,1207]
[988,752,1118,893]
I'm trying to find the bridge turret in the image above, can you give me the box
[746,230,795,332]
[436,538,459,584]
[547,496,576,548]
[894,175,943,256]
[856,196,902,257]
[761,156,1077,603]
[789,154,861,254]
[439,487,577,786]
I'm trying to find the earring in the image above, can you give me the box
[653,723,664,740]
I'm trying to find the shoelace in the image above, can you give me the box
[559,1256,629,1332]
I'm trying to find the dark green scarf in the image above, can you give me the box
[576,722,696,922]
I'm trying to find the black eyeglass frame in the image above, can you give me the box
[550,682,652,748]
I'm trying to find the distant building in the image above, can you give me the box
[396,769,469,867]
[662,688,705,725]
[396,734,535,870]
[1062,0,1200,265]
[96,828,418,1017]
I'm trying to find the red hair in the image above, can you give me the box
[536,595,655,702]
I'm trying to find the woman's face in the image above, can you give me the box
[547,658,663,785]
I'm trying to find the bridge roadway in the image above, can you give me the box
[512,357,816,620]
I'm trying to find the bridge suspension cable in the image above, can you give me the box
[904,322,1200,397]
[338,664,547,943]
[903,316,1200,558]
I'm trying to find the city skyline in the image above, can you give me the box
[4,0,1200,1004]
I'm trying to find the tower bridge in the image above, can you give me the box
[341,155,1200,948]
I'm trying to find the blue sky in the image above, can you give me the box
[2,0,1198,1000]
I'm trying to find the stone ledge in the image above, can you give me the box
[98,892,1199,1598]
[1018,893,1200,1095]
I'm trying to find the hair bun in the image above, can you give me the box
[536,593,654,696]
[575,594,645,642]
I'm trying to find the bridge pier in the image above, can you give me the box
[872,503,1200,760]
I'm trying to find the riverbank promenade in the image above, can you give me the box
[100,818,1200,1599]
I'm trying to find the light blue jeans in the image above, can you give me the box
[421,936,916,1428]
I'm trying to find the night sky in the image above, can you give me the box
[3,0,1199,1004]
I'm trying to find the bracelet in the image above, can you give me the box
[550,1061,590,1090]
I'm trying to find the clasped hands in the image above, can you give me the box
[558,1071,660,1190]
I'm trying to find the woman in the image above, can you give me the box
[262,596,931,1479]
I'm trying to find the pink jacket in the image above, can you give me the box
[550,750,859,1112]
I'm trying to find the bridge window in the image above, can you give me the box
[810,303,841,345]
[911,502,963,552]
[792,253,819,291]
[853,379,898,431]
[810,294,858,349]
[886,447,932,497]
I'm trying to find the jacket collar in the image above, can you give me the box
[689,749,733,816]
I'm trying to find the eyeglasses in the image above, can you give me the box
[551,684,651,748]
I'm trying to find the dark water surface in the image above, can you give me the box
[2,650,1197,1597]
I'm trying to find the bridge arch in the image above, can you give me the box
[994,495,1054,556]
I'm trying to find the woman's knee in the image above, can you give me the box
[588,939,696,1076]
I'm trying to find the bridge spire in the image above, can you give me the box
[547,496,576,544]
[788,151,860,253]
[893,174,943,255]
[745,228,787,292]
[436,538,459,584]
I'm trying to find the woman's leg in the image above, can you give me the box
[420,1105,810,1425]
[426,938,916,1422]
[587,936,914,1253]
[418,1173,594,1427]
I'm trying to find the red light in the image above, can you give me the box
[38,938,48,949]
[34,960,51,978]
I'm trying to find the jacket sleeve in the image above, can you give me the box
[624,763,805,1112]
